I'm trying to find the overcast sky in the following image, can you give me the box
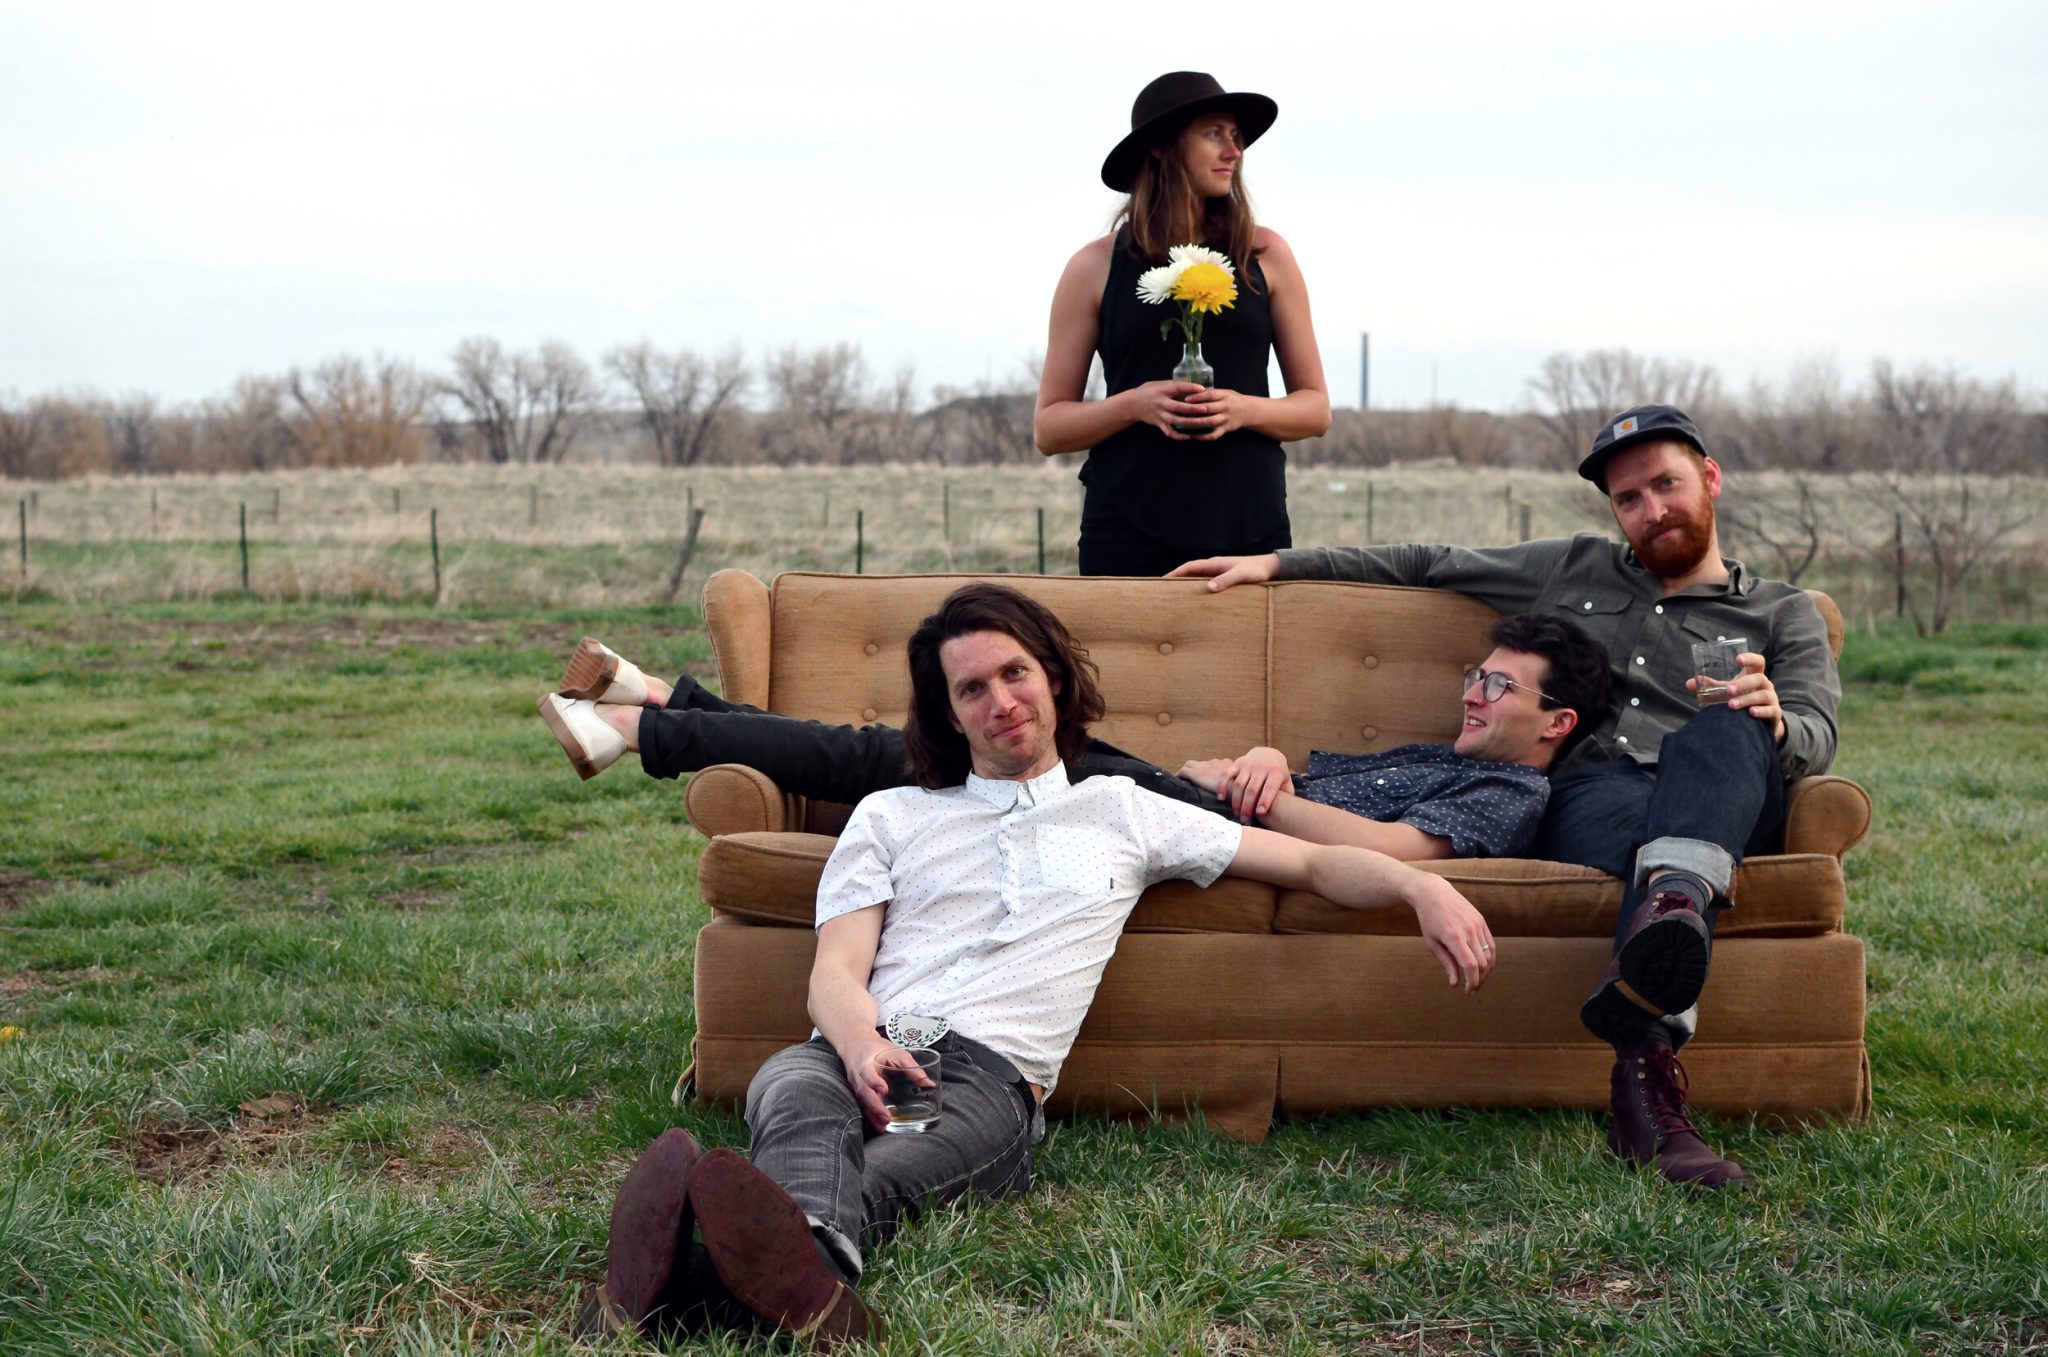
[4,1,2044,413]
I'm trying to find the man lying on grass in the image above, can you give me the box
[538,611,1611,863]
[575,583,1496,1346]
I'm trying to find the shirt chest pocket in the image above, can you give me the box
[1035,826,1123,898]
[1551,592,1633,650]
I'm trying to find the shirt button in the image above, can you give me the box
[1634,656,1646,666]
[1654,605,1664,615]
[1583,601,1593,611]
[1618,736,1630,745]
[1630,697,1641,707]
[1376,778,1386,786]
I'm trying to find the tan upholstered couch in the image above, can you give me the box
[682,570,1872,1143]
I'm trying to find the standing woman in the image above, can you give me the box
[1035,71,1331,576]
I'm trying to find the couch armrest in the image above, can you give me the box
[702,568,773,709]
[1783,775,1872,860]
[684,764,808,838]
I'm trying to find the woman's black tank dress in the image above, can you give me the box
[1077,231,1290,575]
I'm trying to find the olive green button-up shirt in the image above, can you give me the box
[1276,533,1840,780]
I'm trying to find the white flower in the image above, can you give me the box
[1166,244,1234,277]
[1135,263,1179,305]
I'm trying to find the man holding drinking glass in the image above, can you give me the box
[581,584,1496,1345]
[1171,405,1843,1190]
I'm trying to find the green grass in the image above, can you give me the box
[1,603,2043,1355]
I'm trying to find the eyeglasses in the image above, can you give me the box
[1462,666,1561,706]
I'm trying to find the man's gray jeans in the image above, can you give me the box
[744,1035,1041,1281]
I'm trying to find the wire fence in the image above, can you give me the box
[6,463,2045,629]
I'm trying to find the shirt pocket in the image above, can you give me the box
[1035,826,1123,898]
[1550,591,1633,655]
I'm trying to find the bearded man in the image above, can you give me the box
[1170,404,1843,1190]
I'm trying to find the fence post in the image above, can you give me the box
[272,487,281,522]
[661,507,708,604]
[529,484,539,526]
[393,487,401,514]
[856,510,864,575]
[239,502,250,593]
[1037,507,1045,574]
[1894,514,1906,618]
[151,487,159,535]
[1366,482,1375,542]
[1518,503,1531,543]
[1504,482,1512,537]
[943,483,951,542]
[431,508,442,604]
[17,499,25,577]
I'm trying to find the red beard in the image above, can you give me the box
[1632,497,1717,578]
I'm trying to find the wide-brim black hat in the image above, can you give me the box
[1100,71,1278,191]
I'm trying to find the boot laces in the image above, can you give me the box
[1640,1046,1701,1141]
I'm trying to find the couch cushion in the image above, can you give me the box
[1271,853,1848,938]
[1267,582,1495,760]
[698,830,1281,933]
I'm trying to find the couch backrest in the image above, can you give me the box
[706,571,1506,771]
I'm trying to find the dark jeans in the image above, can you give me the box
[1534,702,1788,1045]
[744,1035,1041,1280]
[639,676,1230,815]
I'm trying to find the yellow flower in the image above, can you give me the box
[1172,262,1237,315]
[0,1026,21,1043]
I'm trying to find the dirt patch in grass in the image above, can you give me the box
[377,1123,488,1186]
[1,964,124,1002]
[1554,1270,1656,1306]
[380,889,452,911]
[0,871,51,912]
[123,1093,320,1184]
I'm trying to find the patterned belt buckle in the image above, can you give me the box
[885,1012,950,1050]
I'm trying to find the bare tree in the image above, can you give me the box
[440,337,596,465]
[0,393,46,480]
[1854,361,2038,634]
[1525,349,1726,468]
[761,342,871,461]
[605,341,749,467]
[189,376,296,471]
[287,357,428,467]
[102,393,162,476]
[1720,475,1827,584]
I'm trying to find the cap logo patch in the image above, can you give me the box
[1613,417,1639,439]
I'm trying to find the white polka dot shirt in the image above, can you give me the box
[815,761,1241,1095]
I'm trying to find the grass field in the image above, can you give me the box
[8,464,2046,629]
[1,600,2044,1355]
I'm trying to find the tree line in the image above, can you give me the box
[2,339,2040,482]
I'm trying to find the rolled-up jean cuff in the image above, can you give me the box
[808,1216,863,1283]
[1632,837,1735,896]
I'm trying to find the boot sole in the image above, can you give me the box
[590,1128,701,1335]
[1617,912,1711,1017]
[560,638,620,702]
[688,1149,880,1345]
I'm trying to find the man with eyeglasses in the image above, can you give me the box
[1169,405,1844,1190]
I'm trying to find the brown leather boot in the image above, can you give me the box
[575,1127,702,1338]
[688,1149,882,1347]
[1615,872,1714,1015]
[1608,1043,1748,1190]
